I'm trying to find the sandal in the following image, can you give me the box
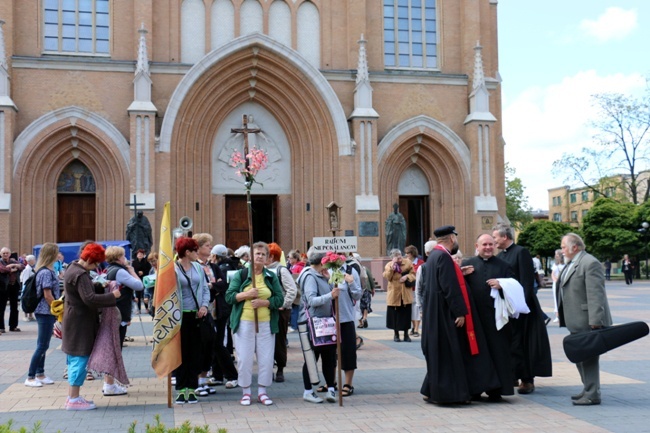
[86,372,95,381]
[342,384,354,397]
[240,393,251,406]
[316,383,336,393]
[257,393,273,406]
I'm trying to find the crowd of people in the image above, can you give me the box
[2,220,615,410]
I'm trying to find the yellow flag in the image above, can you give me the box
[151,202,182,378]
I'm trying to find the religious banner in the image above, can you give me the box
[151,202,182,378]
[312,236,358,253]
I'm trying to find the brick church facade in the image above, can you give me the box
[0,0,505,258]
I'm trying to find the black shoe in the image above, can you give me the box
[572,397,600,406]
[187,391,198,404]
[571,392,585,401]
[363,319,368,328]
[403,335,412,342]
[518,382,535,394]
[275,371,285,383]
[175,391,187,405]
[393,335,401,342]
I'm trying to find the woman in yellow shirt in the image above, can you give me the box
[226,242,284,406]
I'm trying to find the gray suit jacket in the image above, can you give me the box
[558,251,612,333]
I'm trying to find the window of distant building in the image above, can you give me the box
[552,196,562,206]
[582,209,588,218]
[571,211,578,221]
[44,0,110,55]
[570,193,576,203]
[553,213,562,222]
[383,0,438,69]
[604,187,616,197]
[581,191,589,201]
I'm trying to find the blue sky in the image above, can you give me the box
[498,1,650,209]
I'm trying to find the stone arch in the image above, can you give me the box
[12,107,130,253]
[160,33,351,247]
[378,115,471,240]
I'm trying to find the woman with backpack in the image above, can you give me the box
[24,243,60,388]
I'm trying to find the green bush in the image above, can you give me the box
[129,415,226,433]
[0,420,44,433]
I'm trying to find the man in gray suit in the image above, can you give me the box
[558,233,612,406]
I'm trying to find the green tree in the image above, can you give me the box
[505,163,532,230]
[517,220,573,258]
[581,198,639,261]
[552,89,650,204]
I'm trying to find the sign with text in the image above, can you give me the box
[312,236,358,252]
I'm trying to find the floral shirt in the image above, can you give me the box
[34,268,60,315]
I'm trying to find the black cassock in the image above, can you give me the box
[497,244,552,379]
[462,255,516,396]
[420,249,500,403]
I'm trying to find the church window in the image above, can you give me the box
[297,2,320,68]
[240,0,264,36]
[43,0,110,55]
[269,1,292,47]
[181,0,206,63]
[211,0,235,50]
[383,0,437,69]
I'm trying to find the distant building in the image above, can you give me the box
[548,171,650,226]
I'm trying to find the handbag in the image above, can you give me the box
[177,262,216,342]
[302,275,337,346]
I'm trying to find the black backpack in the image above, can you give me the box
[21,268,49,314]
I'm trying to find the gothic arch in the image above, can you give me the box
[378,115,472,239]
[12,107,130,253]
[159,33,351,245]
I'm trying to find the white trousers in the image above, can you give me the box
[234,320,275,388]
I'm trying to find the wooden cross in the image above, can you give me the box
[230,114,261,169]
[126,194,145,218]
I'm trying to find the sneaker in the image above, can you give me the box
[36,376,54,385]
[187,391,199,404]
[326,389,337,403]
[65,396,96,411]
[103,383,128,396]
[175,391,187,405]
[304,391,324,404]
[24,378,43,388]
[196,386,209,397]
[171,377,176,385]
[225,380,238,389]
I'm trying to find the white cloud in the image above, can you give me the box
[503,71,646,209]
[578,7,638,43]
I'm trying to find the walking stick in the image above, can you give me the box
[167,374,172,408]
[136,309,148,345]
[335,294,343,406]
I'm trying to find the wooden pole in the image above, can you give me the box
[167,374,172,408]
[246,187,259,333]
[335,293,343,406]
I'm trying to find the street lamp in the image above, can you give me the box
[639,222,649,280]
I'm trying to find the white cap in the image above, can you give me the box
[211,244,228,257]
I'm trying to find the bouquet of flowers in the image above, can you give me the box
[229,146,269,187]
[321,251,347,286]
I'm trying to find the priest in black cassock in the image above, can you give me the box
[420,225,499,404]
[492,223,552,394]
[462,233,516,401]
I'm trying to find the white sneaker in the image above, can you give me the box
[36,376,54,385]
[196,386,209,397]
[171,377,176,385]
[225,380,238,389]
[102,383,128,396]
[553,317,559,323]
[24,378,43,388]
[326,389,337,403]
[303,391,323,403]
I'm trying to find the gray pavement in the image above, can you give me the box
[1,279,649,432]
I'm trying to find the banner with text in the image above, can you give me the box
[312,236,358,253]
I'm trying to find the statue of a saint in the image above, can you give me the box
[385,203,406,254]
[126,211,153,253]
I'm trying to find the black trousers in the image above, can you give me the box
[274,309,291,371]
[302,344,337,390]
[211,316,237,381]
[0,281,20,330]
[175,312,202,391]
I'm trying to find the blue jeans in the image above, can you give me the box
[28,314,57,378]
[290,304,300,330]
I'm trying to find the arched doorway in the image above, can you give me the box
[398,165,430,255]
[56,161,97,242]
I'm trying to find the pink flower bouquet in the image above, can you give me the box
[229,146,269,187]
[321,251,347,286]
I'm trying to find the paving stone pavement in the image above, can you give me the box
[1,280,649,432]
